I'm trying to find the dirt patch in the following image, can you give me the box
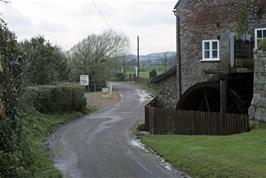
[84,90,121,110]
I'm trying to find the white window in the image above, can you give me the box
[202,40,220,61]
[255,28,266,50]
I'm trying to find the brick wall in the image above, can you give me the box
[176,0,266,97]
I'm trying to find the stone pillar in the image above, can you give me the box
[249,50,266,123]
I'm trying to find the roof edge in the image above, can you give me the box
[151,67,177,84]
[173,1,181,10]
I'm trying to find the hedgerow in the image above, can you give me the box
[0,20,34,177]
[24,85,87,113]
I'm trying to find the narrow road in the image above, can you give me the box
[48,83,184,178]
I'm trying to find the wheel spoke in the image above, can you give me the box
[204,90,210,112]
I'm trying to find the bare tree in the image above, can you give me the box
[68,30,129,82]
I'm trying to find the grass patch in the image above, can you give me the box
[22,107,91,178]
[133,81,157,96]
[140,125,266,178]
[126,65,171,79]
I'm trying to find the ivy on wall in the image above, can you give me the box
[236,9,249,39]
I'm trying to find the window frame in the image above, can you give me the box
[255,28,266,50]
[201,40,220,61]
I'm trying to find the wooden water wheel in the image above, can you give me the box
[176,82,246,114]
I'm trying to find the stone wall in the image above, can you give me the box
[153,75,177,109]
[0,62,4,119]
[249,51,266,122]
[175,0,266,97]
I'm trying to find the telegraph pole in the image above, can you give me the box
[123,55,126,80]
[137,36,140,79]
[164,53,167,72]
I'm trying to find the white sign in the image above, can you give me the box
[102,88,109,98]
[80,75,89,86]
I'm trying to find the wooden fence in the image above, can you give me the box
[145,99,249,135]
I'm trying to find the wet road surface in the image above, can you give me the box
[48,83,184,178]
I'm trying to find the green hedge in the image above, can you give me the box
[24,85,87,113]
[115,72,125,81]
[149,70,157,81]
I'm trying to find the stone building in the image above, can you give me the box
[249,51,266,122]
[162,0,266,121]
[151,67,177,109]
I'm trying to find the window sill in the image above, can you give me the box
[200,59,220,62]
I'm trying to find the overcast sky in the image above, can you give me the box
[1,0,177,55]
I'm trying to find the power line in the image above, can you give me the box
[90,0,112,29]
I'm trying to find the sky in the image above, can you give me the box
[0,0,177,55]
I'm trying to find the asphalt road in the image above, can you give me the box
[48,83,185,178]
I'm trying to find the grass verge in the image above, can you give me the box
[22,107,92,178]
[139,124,266,178]
[133,81,157,96]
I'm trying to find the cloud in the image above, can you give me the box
[37,20,66,33]
[117,1,175,27]
[1,4,36,39]
[0,0,177,54]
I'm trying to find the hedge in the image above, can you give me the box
[24,85,87,113]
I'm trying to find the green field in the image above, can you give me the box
[126,65,171,79]
[140,125,266,178]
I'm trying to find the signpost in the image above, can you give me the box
[80,75,89,86]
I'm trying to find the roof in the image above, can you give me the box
[173,0,189,12]
[173,1,181,9]
[151,67,177,84]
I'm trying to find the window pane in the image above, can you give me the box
[213,50,218,58]
[212,41,218,49]
[263,30,266,37]
[204,51,210,59]
[258,30,263,38]
[204,42,210,50]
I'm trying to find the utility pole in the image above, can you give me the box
[123,55,126,80]
[164,53,167,72]
[137,36,140,79]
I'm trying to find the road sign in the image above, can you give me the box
[80,75,89,86]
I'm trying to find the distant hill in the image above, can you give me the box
[127,52,176,66]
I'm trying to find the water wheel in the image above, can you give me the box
[176,82,246,114]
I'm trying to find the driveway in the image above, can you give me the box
[48,82,184,178]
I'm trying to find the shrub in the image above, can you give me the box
[115,72,124,81]
[259,39,266,51]
[149,70,157,81]
[89,82,107,91]
[24,85,87,113]
[0,20,36,178]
